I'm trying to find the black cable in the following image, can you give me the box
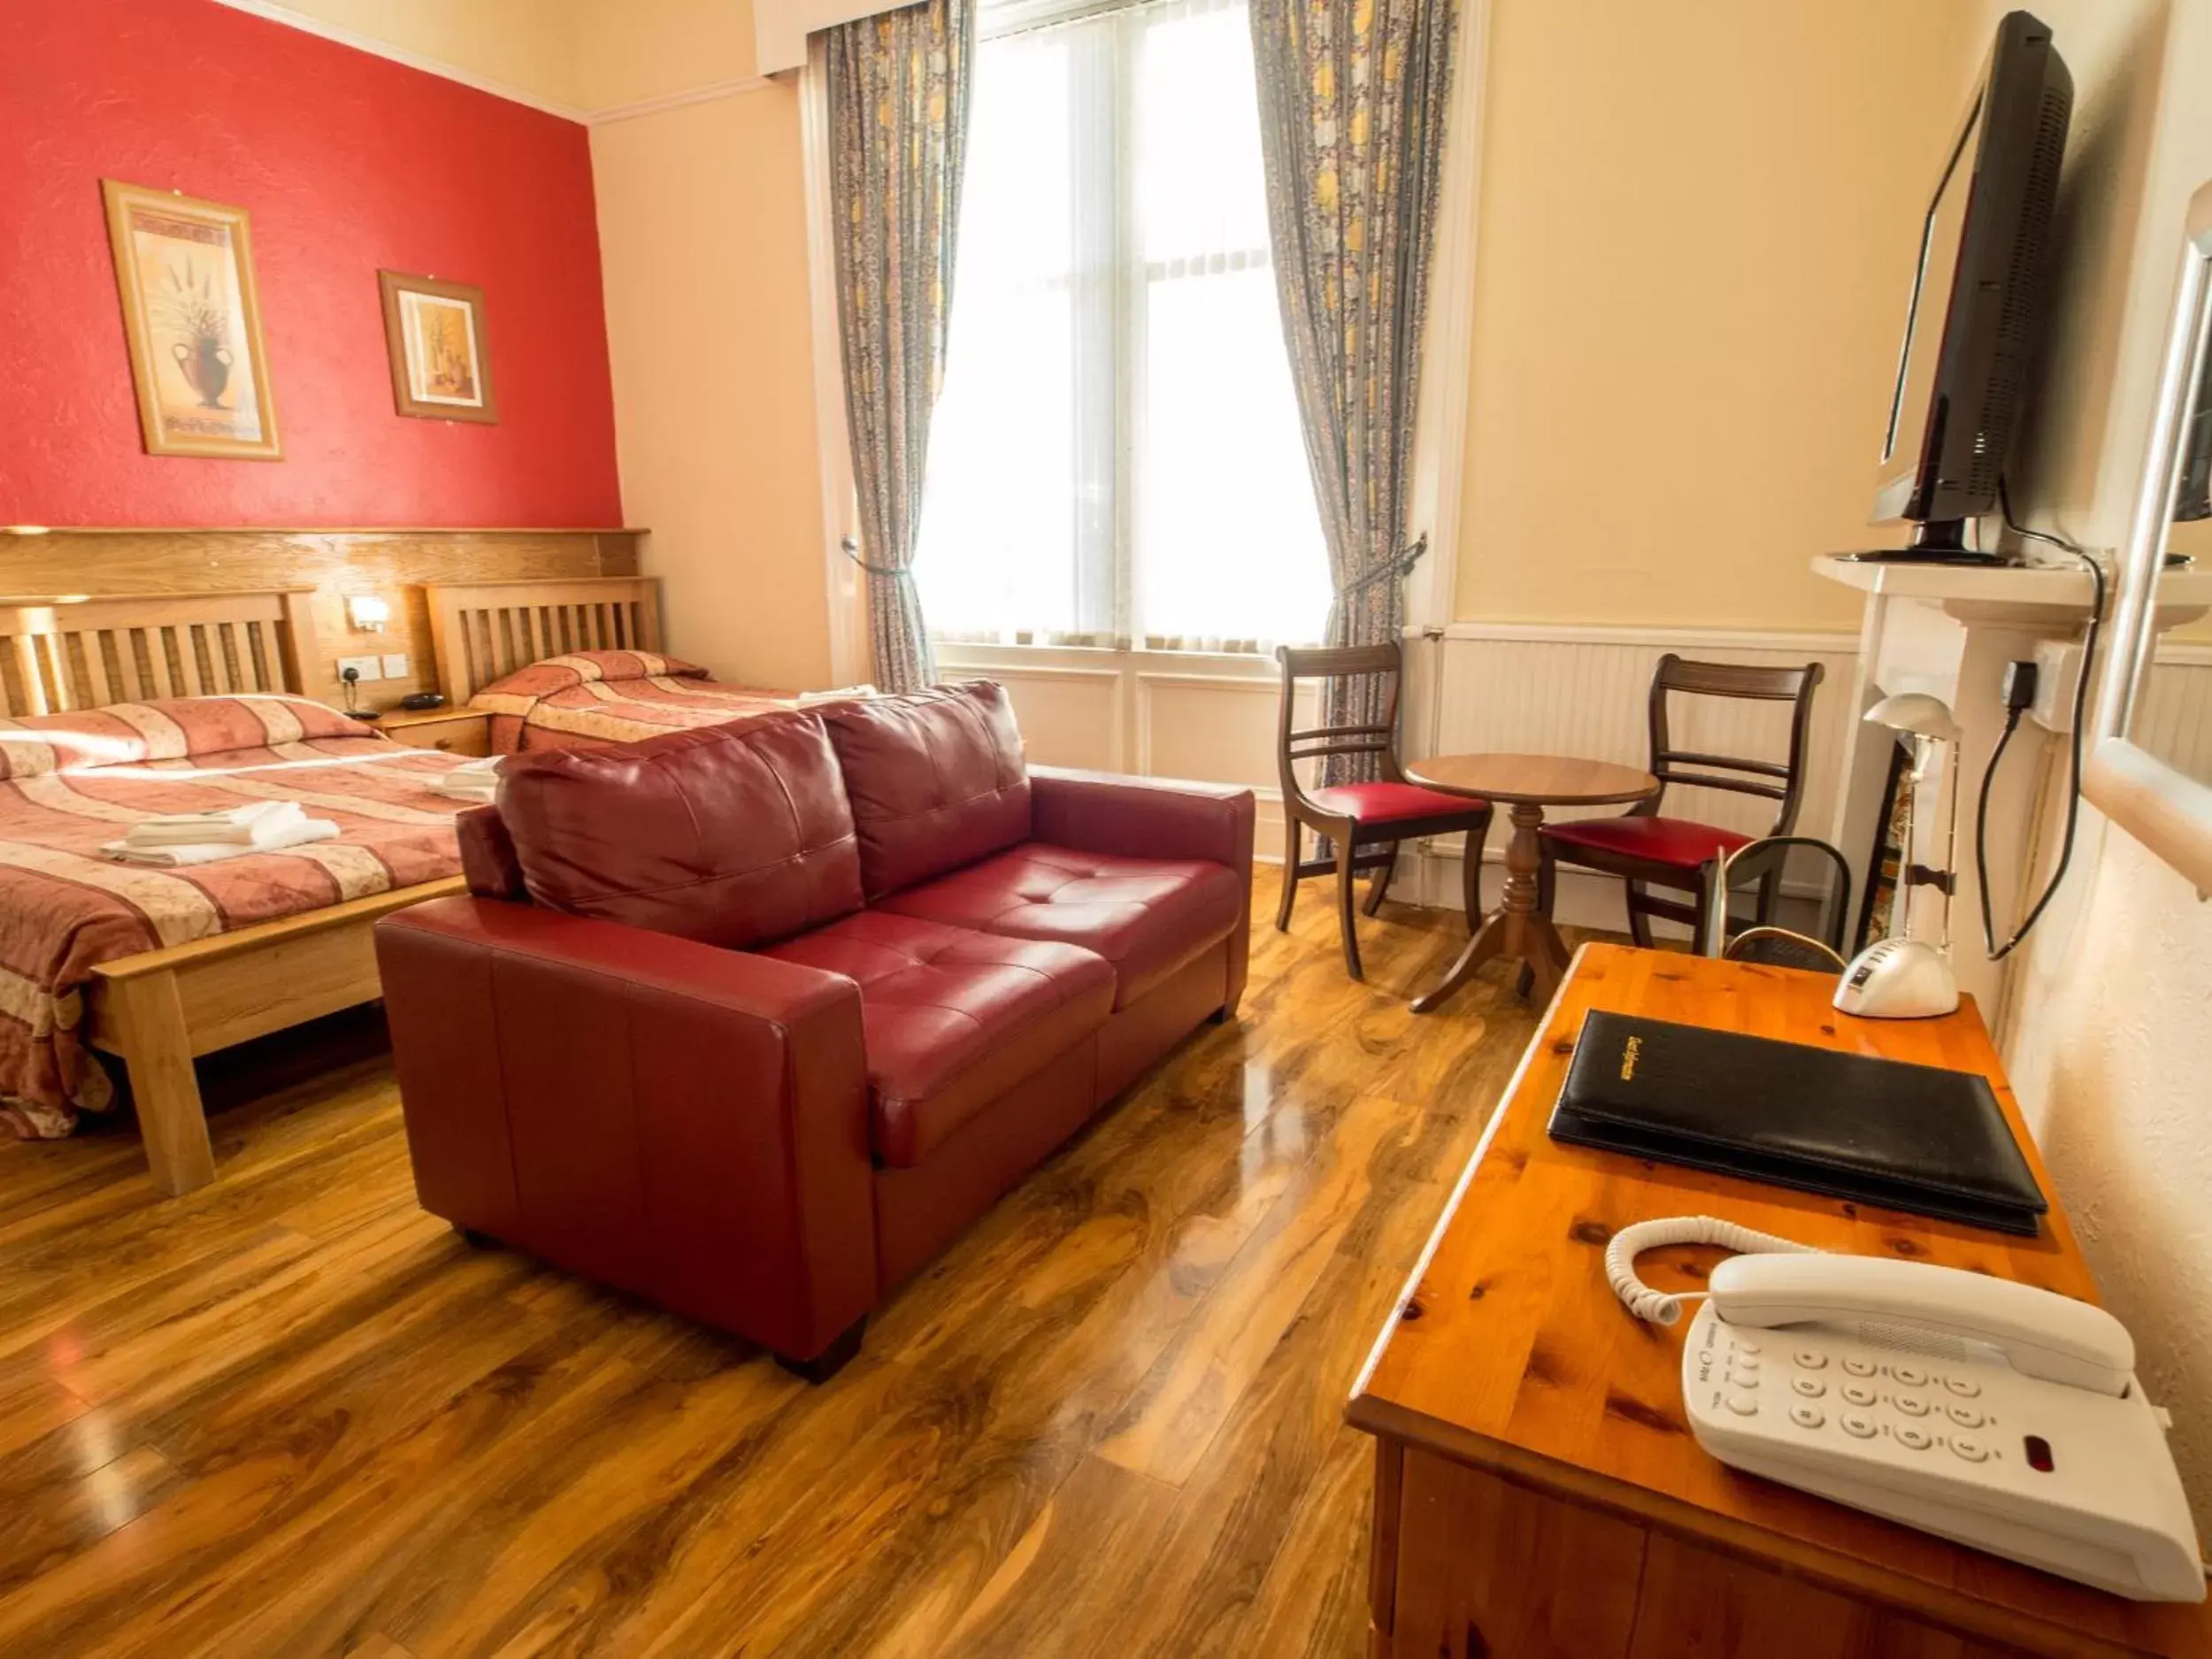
[1976,478,2105,959]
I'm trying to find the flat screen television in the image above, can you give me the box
[1868,10,2072,562]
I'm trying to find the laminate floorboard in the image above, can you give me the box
[0,879,1591,1658]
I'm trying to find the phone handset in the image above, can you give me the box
[1708,1254,2134,1396]
[1608,1214,2135,1395]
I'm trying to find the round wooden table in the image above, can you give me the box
[1402,753,1659,1013]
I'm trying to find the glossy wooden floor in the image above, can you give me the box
[0,880,1575,1658]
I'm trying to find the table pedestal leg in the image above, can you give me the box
[1413,800,1572,1015]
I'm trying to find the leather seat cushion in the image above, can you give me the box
[1541,813,1753,871]
[872,841,1242,1010]
[495,711,863,950]
[1307,780,1487,825]
[820,680,1032,901]
[760,910,1113,1168]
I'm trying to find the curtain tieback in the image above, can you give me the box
[842,535,918,580]
[1332,534,1430,598]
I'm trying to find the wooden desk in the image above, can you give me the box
[1348,944,2211,1658]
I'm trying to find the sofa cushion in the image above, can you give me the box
[819,680,1030,901]
[760,910,1113,1167]
[873,842,1242,1010]
[496,711,864,950]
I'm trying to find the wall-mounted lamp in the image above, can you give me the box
[347,595,391,634]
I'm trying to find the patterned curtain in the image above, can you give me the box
[1250,0,1455,780]
[826,0,976,694]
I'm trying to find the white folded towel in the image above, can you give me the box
[429,755,503,805]
[795,684,879,707]
[126,799,307,847]
[105,818,340,866]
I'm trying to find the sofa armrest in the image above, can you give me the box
[1029,766,1256,1016]
[1029,765,1256,875]
[374,896,875,1362]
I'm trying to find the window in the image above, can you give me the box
[914,0,1332,652]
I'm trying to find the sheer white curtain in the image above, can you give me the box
[915,0,1331,652]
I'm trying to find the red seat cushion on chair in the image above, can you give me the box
[1307,780,1486,825]
[873,842,1241,1010]
[1540,814,1752,871]
[759,910,1114,1167]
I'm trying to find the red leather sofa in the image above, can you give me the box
[375,680,1254,1379]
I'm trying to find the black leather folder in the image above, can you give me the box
[1548,1011,2047,1235]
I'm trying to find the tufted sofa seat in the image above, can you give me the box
[376,680,1253,1379]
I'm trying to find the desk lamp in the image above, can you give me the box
[1836,693,1962,1018]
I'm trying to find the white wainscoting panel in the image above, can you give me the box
[2140,642,2212,783]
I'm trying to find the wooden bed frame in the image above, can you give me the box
[426,575,665,706]
[1,591,465,1196]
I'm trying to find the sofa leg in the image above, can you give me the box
[776,1316,867,1385]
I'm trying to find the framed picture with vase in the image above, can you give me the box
[378,272,497,425]
[101,181,282,461]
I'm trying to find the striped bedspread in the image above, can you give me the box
[468,650,796,751]
[0,700,473,1139]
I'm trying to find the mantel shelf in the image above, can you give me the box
[1811,553,2212,627]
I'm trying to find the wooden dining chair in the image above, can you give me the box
[1275,643,1494,981]
[1535,654,1824,956]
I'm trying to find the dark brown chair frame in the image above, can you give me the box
[1538,654,1824,955]
[1274,643,1494,980]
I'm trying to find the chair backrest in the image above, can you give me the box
[1646,655,1824,836]
[1702,834,1853,956]
[1724,926,1847,974]
[1274,642,1406,797]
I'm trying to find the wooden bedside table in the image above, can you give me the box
[377,708,491,757]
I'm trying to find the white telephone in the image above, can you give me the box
[1609,1217,2206,1602]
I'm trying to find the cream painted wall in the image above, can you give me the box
[1451,0,1980,629]
[1978,0,2212,1521]
[230,0,590,107]
[589,85,836,689]
[571,0,763,108]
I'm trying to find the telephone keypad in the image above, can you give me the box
[1790,1403,1825,1430]
[1896,1425,1933,1451]
[1894,1395,1930,1417]
[1839,1412,1878,1439]
[1768,1334,2007,1462]
[1841,1383,1877,1407]
[1841,1356,1877,1377]
[1944,1377,1981,1398]
[1893,1365,1929,1386]
[1725,1392,1759,1417]
[1793,1350,1827,1370]
[1951,1435,1989,1463]
[1947,1404,1985,1428]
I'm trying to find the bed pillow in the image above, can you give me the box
[471,649,710,710]
[0,694,369,780]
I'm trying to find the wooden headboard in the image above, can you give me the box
[426,576,665,704]
[0,589,318,718]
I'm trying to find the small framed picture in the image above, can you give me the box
[102,181,282,460]
[379,271,497,424]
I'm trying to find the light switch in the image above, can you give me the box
[380,653,411,680]
[337,655,382,682]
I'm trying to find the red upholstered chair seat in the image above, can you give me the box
[1540,814,1752,872]
[873,843,1243,1010]
[1306,780,1487,825]
[761,910,1114,1168]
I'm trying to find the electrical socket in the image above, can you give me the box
[380,653,411,680]
[337,655,383,683]
[2028,638,2083,733]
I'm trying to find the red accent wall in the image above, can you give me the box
[0,0,623,528]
